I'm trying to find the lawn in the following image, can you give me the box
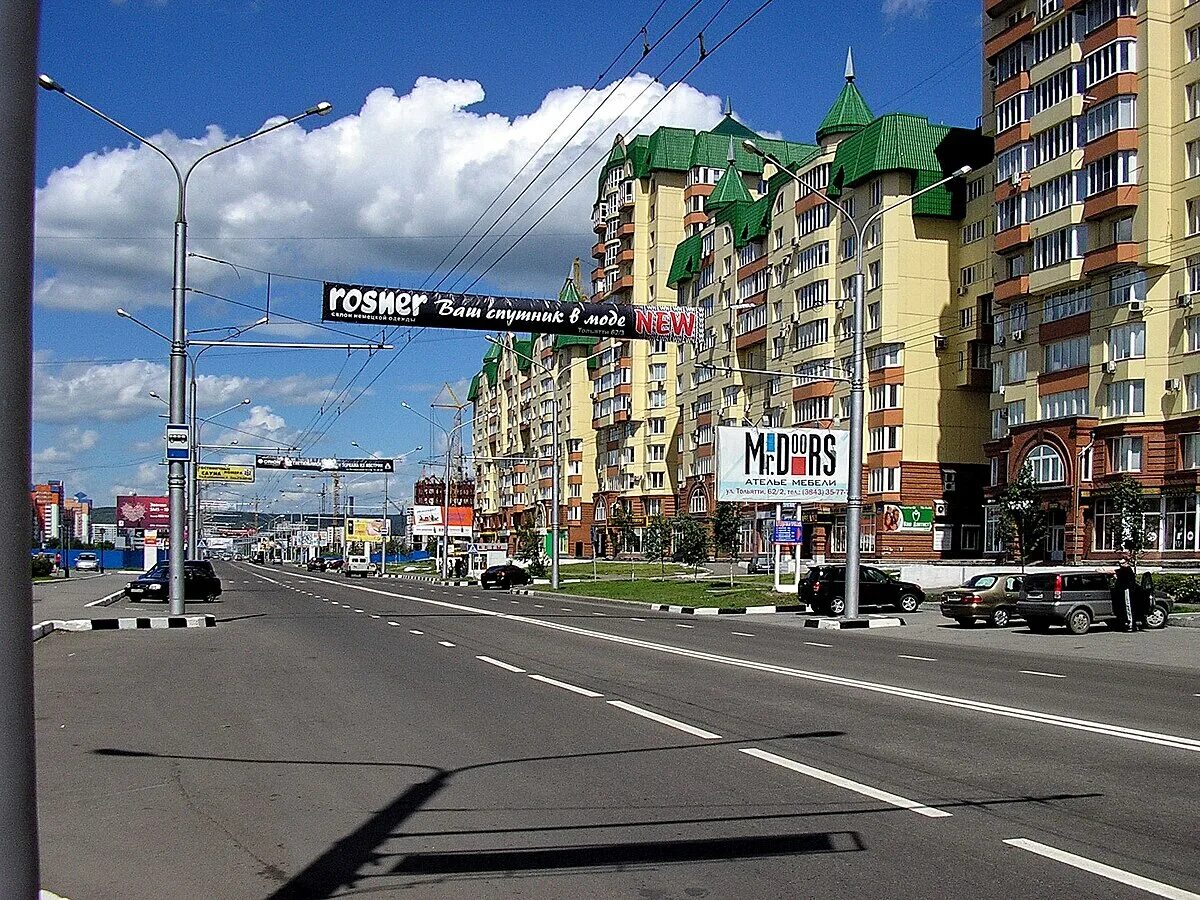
[560,560,697,580]
[552,578,792,609]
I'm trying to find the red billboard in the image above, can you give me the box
[116,495,170,529]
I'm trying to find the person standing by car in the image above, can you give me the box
[1113,557,1137,633]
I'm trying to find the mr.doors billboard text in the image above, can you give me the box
[716,427,850,503]
[322,282,704,342]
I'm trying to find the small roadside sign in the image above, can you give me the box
[165,424,190,461]
[772,520,804,545]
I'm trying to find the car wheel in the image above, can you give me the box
[1145,604,1168,630]
[897,594,920,614]
[1066,607,1093,636]
[828,596,846,616]
[1027,618,1052,633]
[989,608,1012,628]
[500,578,510,590]
[955,617,975,628]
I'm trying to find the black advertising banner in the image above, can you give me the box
[322,281,704,343]
[255,455,394,473]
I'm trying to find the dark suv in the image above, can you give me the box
[1017,571,1172,634]
[800,565,924,615]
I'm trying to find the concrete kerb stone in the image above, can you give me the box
[31,615,216,641]
[1168,614,1200,628]
[802,616,907,629]
[507,587,806,615]
[383,573,473,587]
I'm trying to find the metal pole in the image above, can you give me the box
[1,1,42,892]
[551,397,560,589]
[188,372,198,558]
[844,264,866,621]
[168,215,188,614]
[442,452,451,579]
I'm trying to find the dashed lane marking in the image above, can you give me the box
[607,701,721,740]
[388,621,401,626]
[528,674,604,698]
[477,655,525,673]
[409,630,424,635]
[370,614,381,619]
[1021,670,1066,679]
[805,642,833,648]
[741,748,952,819]
[731,631,755,637]
[675,623,695,629]
[1003,838,1200,899]
[438,641,456,647]
[898,655,936,662]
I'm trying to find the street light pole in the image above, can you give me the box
[40,74,331,615]
[743,139,969,619]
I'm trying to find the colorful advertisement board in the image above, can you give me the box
[344,518,387,543]
[880,505,933,533]
[716,427,850,503]
[196,463,255,483]
[255,455,393,473]
[116,495,170,529]
[412,505,474,538]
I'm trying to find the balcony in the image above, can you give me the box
[994,223,1031,254]
[1082,242,1138,276]
[993,274,1029,304]
[592,241,605,260]
[1082,185,1139,222]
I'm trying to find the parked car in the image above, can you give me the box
[75,552,99,573]
[940,573,1023,627]
[125,560,222,602]
[747,554,774,575]
[322,556,344,571]
[800,565,924,615]
[306,557,327,571]
[1017,570,1173,635]
[480,563,532,590]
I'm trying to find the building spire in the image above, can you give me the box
[845,47,856,82]
[724,95,733,117]
[727,135,736,164]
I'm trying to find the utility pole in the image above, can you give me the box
[1,1,43,893]
[332,473,342,553]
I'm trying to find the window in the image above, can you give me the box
[1033,14,1071,62]
[1043,286,1091,322]
[1187,374,1200,412]
[1044,335,1090,372]
[795,242,829,275]
[868,467,901,493]
[868,260,881,291]
[1041,387,1090,419]
[1033,225,1087,269]
[1108,322,1145,361]
[869,425,901,452]
[1085,150,1138,197]
[1093,498,1157,553]
[649,390,666,409]
[984,506,1005,554]
[1026,443,1065,484]
[841,235,857,261]
[867,344,902,371]
[793,396,832,423]
[1190,198,1200,237]
[1189,315,1200,352]
[1029,173,1076,219]
[1189,82,1200,122]
[1113,215,1134,244]
[795,319,829,349]
[1083,95,1136,144]
[689,488,708,514]
[1189,25,1200,62]
[648,362,667,381]
[1106,379,1145,417]
[995,91,1032,133]
[1032,119,1074,166]
[996,194,1028,231]
[960,307,974,329]
[1008,399,1026,429]
[1182,434,1200,470]
[797,204,831,236]
[995,142,1032,184]
[796,280,829,311]
[870,384,902,411]
[1165,494,1197,551]
[1032,65,1076,115]
[648,472,665,489]
[1080,444,1093,482]
[1083,39,1136,89]
[1190,141,1200,180]
[1107,435,1143,472]
[870,178,883,207]
[648,417,665,435]
[648,444,665,462]
[868,302,882,332]
[1008,349,1028,383]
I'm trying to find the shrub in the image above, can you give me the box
[31,555,53,578]
[1152,573,1200,603]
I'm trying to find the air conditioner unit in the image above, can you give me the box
[956,286,968,296]
[790,236,800,248]
[934,500,947,517]
[1178,293,1195,309]
[1166,377,1182,393]
[1129,299,1145,314]
[997,385,1007,397]
[1011,329,1024,342]
[994,334,1006,347]
[1103,360,1118,375]
[1010,172,1023,188]
[933,334,948,352]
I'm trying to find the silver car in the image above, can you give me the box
[1017,571,1172,635]
[75,552,99,572]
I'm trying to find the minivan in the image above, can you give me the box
[1017,571,1172,635]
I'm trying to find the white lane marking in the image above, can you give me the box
[409,630,424,635]
[731,631,755,637]
[741,748,952,819]
[1003,838,1200,899]
[1021,670,1066,679]
[898,655,937,662]
[562,608,573,612]
[369,614,381,619]
[592,612,606,616]
[528,674,604,698]
[388,621,401,626]
[675,623,695,629]
[510,600,520,604]
[86,590,125,607]
[262,566,1200,753]
[607,700,721,739]
[477,655,525,673]
[805,641,833,648]
[438,641,456,647]
[631,617,645,622]
[354,608,365,613]
[534,604,544,608]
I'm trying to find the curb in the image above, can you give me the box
[84,589,126,608]
[508,587,806,615]
[1168,614,1200,628]
[32,615,216,641]
[802,616,906,630]
[384,573,473,586]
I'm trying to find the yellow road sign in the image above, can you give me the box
[196,463,255,483]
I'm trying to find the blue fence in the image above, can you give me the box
[31,548,161,571]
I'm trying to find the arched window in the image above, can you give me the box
[689,487,709,515]
[593,502,607,522]
[1026,443,1065,484]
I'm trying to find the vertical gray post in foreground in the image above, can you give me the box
[0,1,43,895]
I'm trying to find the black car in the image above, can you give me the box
[800,565,924,615]
[480,564,532,590]
[306,557,327,571]
[125,560,223,602]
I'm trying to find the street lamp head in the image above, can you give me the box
[309,101,334,117]
[241,398,251,405]
[116,308,130,318]
[254,316,269,326]
[741,139,762,156]
[400,401,412,410]
[37,74,64,93]
[148,391,161,399]
[953,165,973,177]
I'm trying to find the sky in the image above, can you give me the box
[33,0,982,516]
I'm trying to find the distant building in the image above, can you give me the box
[30,481,64,544]
[413,476,475,508]
[64,493,92,543]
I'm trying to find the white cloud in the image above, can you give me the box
[33,446,72,466]
[882,0,929,17]
[35,75,723,310]
[62,426,100,450]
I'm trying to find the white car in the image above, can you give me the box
[75,552,99,572]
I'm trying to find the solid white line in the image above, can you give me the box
[528,674,604,698]
[740,748,952,819]
[607,700,721,739]
[409,630,424,635]
[477,655,525,673]
[1004,838,1200,899]
[805,641,833,648]
[260,567,1200,753]
[438,641,456,647]
[675,623,695,629]
[898,655,937,662]
[1021,670,1066,679]
[731,631,755,637]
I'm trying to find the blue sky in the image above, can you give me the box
[33,0,981,513]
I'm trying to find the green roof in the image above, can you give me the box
[482,340,502,387]
[467,372,481,402]
[711,113,759,140]
[553,334,599,351]
[513,337,533,372]
[707,164,752,209]
[828,113,957,218]
[558,277,582,304]
[816,79,874,142]
[667,232,705,288]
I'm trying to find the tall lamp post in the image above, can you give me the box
[743,139,970,620]
[41,74,331,614]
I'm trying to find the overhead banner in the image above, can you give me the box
[322,281,704,343]
[880,504,933,533]
[196,463,255,484]
[345,518,387,543]
[254,455,394,473]
[116,495,170,529]
[716,427,850,503]
[412,505,474,538]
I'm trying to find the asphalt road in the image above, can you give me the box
[35,562,1200,899]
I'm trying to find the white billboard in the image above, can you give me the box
[716,426,850,503]
[411,505,474,538]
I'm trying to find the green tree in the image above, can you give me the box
[671,514,709,575]
[1103,474,1148,566]
[514,520,546,578]
[609,502,635,558]
[998,462,1046,570]
[712,502,741,562]
[643,514,673,576]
